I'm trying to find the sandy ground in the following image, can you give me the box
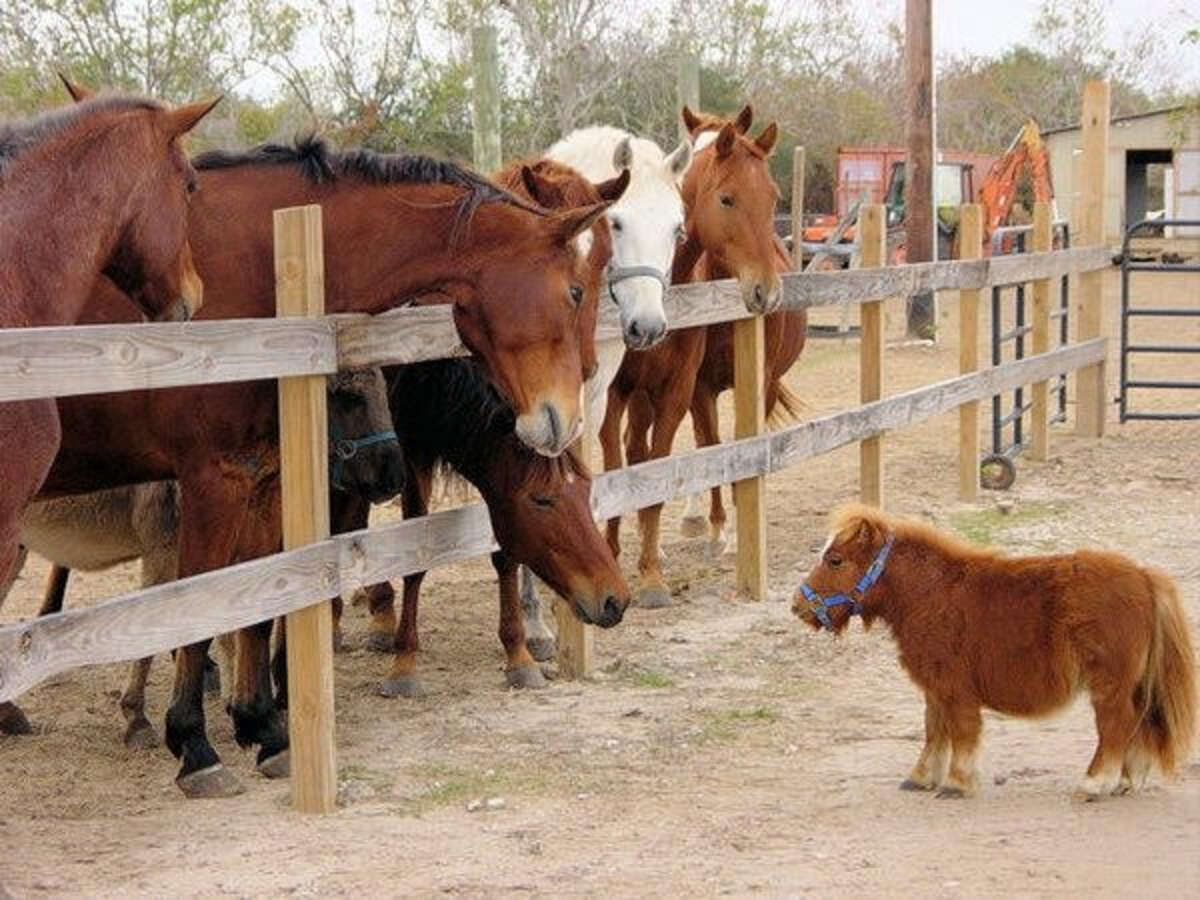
[1,270,1198,898]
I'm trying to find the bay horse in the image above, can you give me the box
[794,505,1197,799]
[10,368,403,747]
[0,92,217,699]
[598,107,783,608]
[32,135,620,798]
[678,106,808,559]
[325,156,631,694]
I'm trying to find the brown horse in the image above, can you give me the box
[599,106,782,608]
[794,505,1197,799]
[0,92,217,736]
[32,136,619,798]
[327,157,630,695]
[678,106,808,558]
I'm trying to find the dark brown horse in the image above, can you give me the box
[599,107,782,608]
[326,157,631,695]
[678,106,808,558]
[0,92,217,736]
[31,136,618,797]
[795,505,1197,799]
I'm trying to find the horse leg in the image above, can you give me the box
[901,692,950,791]
[379,461,432,699]
[1080,680,1141,799]
[38,564,70,616]
[494,551,546,690]
[120,657,157,749]
[633,395,690,609]
[0,546,39,734]
[229,617,290,778]
[688,383,729,559]
[331,491,394,651]
[520,566,556,662]
[599,382,634,558]
[936,702,983,798]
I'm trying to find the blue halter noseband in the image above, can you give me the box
[605,263,670,306]
[328,419,398,493]
[797,535,895,630]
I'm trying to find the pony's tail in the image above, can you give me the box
[767,382,806,429]
[1138,569,1197,774]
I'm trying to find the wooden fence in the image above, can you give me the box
[0,86,1112,813]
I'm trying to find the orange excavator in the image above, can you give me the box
[977,118,1056,249]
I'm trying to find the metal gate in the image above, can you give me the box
[981,223,1071,488]
[1119,219,1200,422]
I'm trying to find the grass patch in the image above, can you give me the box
[949,501,1065,548]
[402,763,558,815]
[632,669,675,689]
[701,705,780,743]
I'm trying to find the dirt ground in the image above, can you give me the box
[1,270,1198,898]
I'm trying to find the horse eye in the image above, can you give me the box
[610,218,623,232]
[719,194,735,208]
[186,179,197,195]
[674,225,686,243]
[532,495,556,508]
[827,554,843,568]
[569,285,583,305]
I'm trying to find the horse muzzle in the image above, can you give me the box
[515,402,582,457]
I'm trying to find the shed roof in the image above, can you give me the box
[1042,104,1195,137]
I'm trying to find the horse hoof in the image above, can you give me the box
[525,635,557,662]
[0,702,33,735]
[379,677,426,699]
[364,631,394,654]
[177,764,245,799]
[506,665,548,690]
[935,787,966,800]
[257,749,290,779]
[900,779,934,792]
[680,515,707,539]
[123,720,159,749]
[634,585,673,609]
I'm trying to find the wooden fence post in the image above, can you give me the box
[791,146,805,269]
[957,203,982,500]
[1075,80,1109,438]
[1030,201,1053,460]
[859,204,886,507]
[733,314,767,600]
[471,25,502,174]
[274,204,336,814]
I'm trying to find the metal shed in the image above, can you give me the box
[1044,105,1200,255]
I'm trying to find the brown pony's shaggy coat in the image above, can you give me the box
[794,505,1196,799]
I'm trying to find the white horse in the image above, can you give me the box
[516,125,692,659]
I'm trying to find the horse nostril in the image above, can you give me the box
[602,594,624,625]
[628,320,641,338]
[753,284,766,309]
[543,403,562,449]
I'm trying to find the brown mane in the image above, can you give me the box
[830,504,1000,562]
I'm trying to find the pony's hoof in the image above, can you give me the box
[935,786,966,799]
[379,677,426,699]
[900,778,934,792]
[0,702,33,735]
[364,631,394,654]
[634,585,673,609]
[123,720,159,749]
[525,635,557,662]
[176,763,245,799]
[680,515,707,539]
[506,665,547,690]
[257,749,290,779]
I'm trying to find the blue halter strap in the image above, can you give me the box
[797,535,895,630]
[328,421,398,493]
[605,263,670,306]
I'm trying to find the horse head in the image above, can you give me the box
[327,368,405,504]
[793,505,893,632]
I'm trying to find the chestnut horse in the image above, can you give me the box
[328,157,630,694]
[32,136,617,798]
[12,368,402,746]
[599,107,782,608]
[0,93,216,693]
[795,505,1197,799]
[678,106,808,558]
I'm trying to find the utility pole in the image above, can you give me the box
[904,0,936,339]
[471,25,502,174]
[677,52,700,140]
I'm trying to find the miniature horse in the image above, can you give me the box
[678,106,808,558]
[35,134,616,798]
[599,107,782,608]
[794,505,1196,799]
[12,368,403,747]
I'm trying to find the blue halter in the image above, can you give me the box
[797,535,895,630]
[328,420,398,493]
[605,263,670,306]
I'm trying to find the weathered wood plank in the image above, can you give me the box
[958,204,983,501]
[859,205,886,507]
[1030,202,1054,460]
[733,315,767,600]
[1075,81,1110,438]
[0,340,1105,703]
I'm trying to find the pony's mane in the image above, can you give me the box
[831,504,1000,560]
[0,94,162,178]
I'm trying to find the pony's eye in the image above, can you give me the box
[186,179,197,195]
[826,553,843,568]
[569,285,583,305]
[532,495,555,508]
[674,224,686,243]
[719,194,735,208]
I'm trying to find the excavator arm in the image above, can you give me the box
[978,119,1055,243]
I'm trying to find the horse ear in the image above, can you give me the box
[681,105,702,135]
[665,139,692,179]
[715,123,737,158]
[755,121,779,156]
[58,72,93,102]
[549,201,612,243]
[521,164,563,208]
[165,96,222,139]
[595,167,630,203]
[735,104,753,134]
[612,135,633,171]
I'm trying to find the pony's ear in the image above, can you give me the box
[549,201,612,243]
[681,105,702,135]
[612,135,633,171]
[58,72,93,102]
[735,104,753,134]
[755,121,779,156]
[165,96,222,138]
[595,167,630,203]
[715,122,737,158]
[520,164,564,208]
[665,139,692,179]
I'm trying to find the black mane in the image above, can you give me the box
[0,94,161,178]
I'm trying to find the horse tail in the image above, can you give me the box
[767,382,806,429]
[1139,568,1197,774]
